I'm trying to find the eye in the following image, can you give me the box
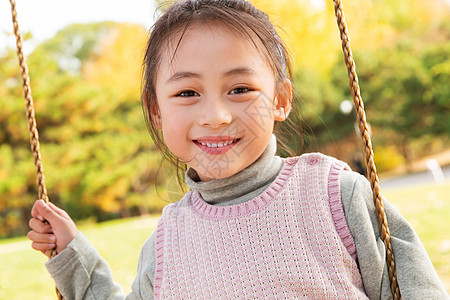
[176,90,199,97]
[230,87,252,95]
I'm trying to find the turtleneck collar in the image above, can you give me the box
[185,135,282,205]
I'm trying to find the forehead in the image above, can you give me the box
[159,21,273,73]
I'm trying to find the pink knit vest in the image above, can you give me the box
[154,154,368,299]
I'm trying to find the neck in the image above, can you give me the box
[186,135,282,205]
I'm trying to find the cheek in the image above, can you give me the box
[240,96,276,133]
[160,118,181,142]
[160,106,189,133]
[161,126,184,159]
[159,112,191,159]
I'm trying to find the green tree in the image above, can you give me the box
[329,36,450,165]
[0,22,168,238]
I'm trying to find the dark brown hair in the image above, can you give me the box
[142,0,294,183]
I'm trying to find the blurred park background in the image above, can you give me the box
[0,0,449,297]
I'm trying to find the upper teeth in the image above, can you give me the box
[200,140,235,147]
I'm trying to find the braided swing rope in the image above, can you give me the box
[8,0,48,203]
[332,0,401,299]
[9,0,63,299]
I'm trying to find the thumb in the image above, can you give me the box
[34,200,78,254]
[36,200,64,225]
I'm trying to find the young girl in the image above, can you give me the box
[28,0,448,299]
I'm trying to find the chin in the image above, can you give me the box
[196,165,243,182]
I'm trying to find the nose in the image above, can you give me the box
[197,96,232,128]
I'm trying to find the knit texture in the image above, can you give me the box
[154,154,367,299]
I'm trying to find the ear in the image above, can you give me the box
[151,104,162,130]
[144,90,162,130]
[273,79,293,122]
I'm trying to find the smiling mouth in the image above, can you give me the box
[193,137,240,154]
[195,139,239,148]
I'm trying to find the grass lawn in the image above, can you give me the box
[382,182,450,292]
[0,215,160,299]
[0,182,449,298]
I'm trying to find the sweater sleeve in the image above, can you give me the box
[131,232,156,299]
[45,231,155,300]
[340,171,449,300]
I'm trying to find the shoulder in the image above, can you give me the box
[282,153,353,195]
[339,170,378,233]
[340,170,372,208]
[285,153,364,201]
[286,152,351,172]
[161,191,192,215]
[294,152,344,164]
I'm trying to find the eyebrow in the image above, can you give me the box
[167,72,200,83]
[224,67,256,77]
[167,67,257,83]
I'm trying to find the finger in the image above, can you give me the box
[27,231,56,244]
[47,202,70,219]
[29,218,53,234]
[36,200,65,225]
[31,241,56,252]
[31,200,45,221]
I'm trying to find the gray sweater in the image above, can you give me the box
[46,137,448,299]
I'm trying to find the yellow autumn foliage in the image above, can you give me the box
[252,0,449,77]
[83,23,148,100]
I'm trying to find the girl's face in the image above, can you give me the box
[154,23,291,181]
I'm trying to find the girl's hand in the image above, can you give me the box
[27,199,78,258]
